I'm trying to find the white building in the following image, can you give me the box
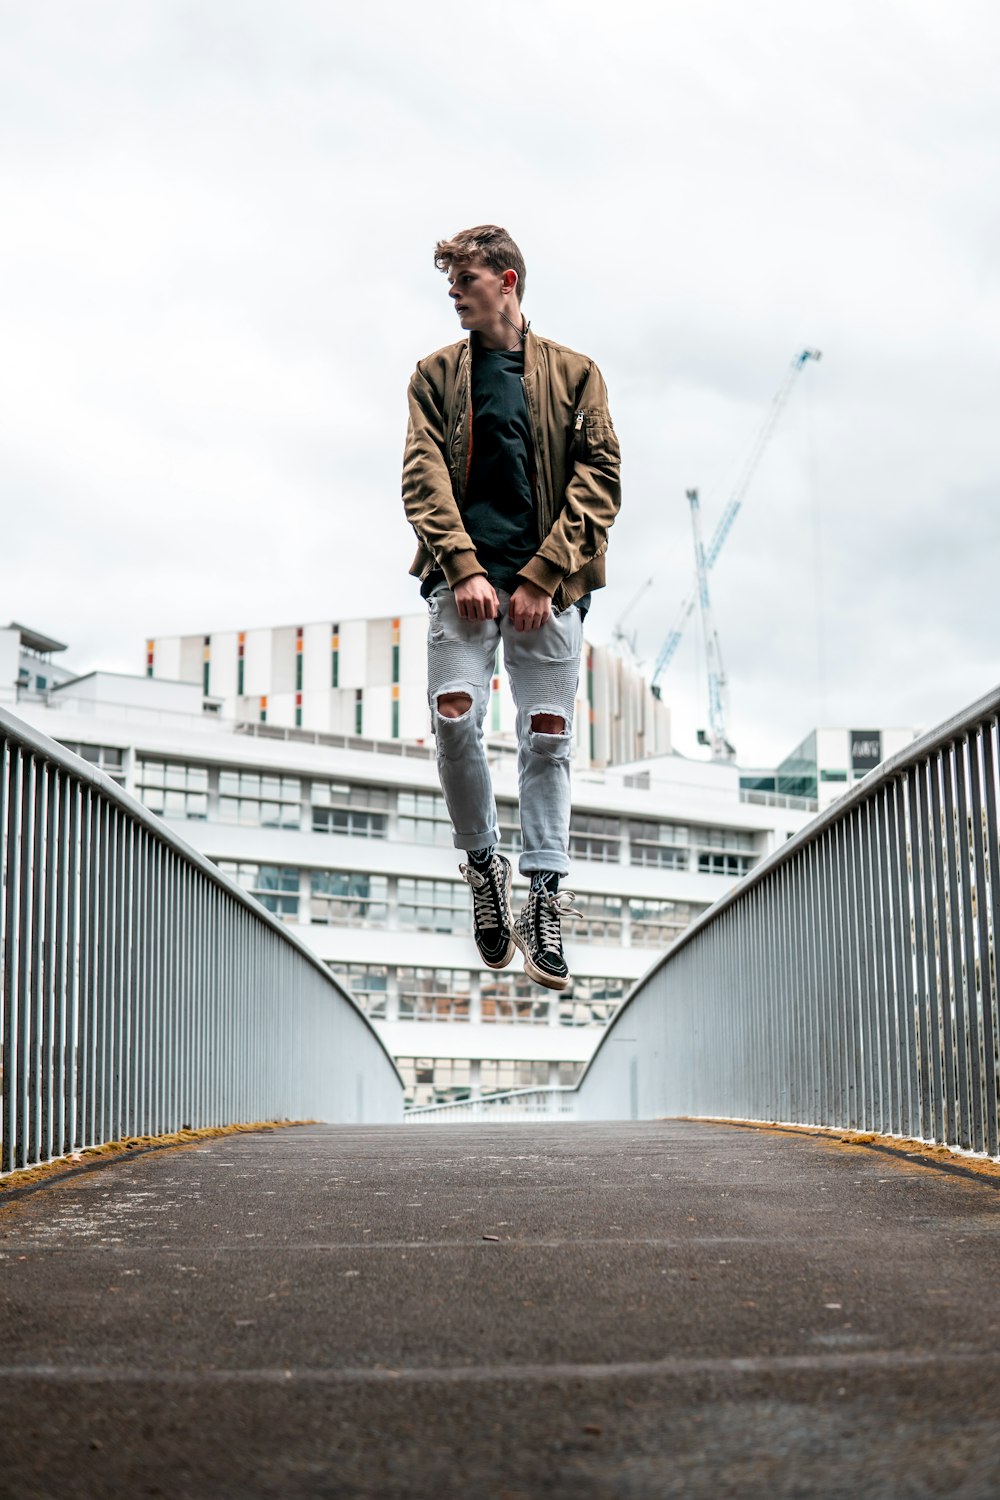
[741,725,919,813]
[0,622,78,705]
[146,614,672,770]
[6,619,818,1106]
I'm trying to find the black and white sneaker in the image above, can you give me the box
[459,852,515,969]
[513,885,582,991]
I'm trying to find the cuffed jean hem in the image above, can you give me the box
[452,824,500,852]
[518,849,571,877]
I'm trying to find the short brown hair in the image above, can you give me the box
[433,224,527,304]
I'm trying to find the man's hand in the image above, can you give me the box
[454,575,500,621]
[509,580,552,631]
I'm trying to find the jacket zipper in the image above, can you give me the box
[449,355,471,504]
[522,374,553,535]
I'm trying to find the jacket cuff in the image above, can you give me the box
[442,550,488,588]
[517,554,565,597]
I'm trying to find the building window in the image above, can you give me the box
[480,971,550,1023]
[559,1061,584,1087]
[569,811,621,863]
[558,976,626,1027]
[355,688,363,735]
[479,1059,550,1095]
[563,893,623,944]
[331,624,340,687]
[696,851,755,877]
[135,758,208,816]
[695,826,756,851]
[496,799,523,854]
[311,781,389,839]
[397,967,471,1023]
[397,878,468,934]
[330,963,389,1019]
[631,844,688,871]
[65,742,127,788]
[218,770,301,828]
[629,897,701,948]
[217,861,300,920]
[397,1057,472,1107]
[629,819,689,869]
[397,789,452,847]
[311,871,388,926]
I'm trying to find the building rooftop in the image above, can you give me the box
[7,622,69,655]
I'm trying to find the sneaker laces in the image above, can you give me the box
[535,889,582,952]
[460,861,502,929]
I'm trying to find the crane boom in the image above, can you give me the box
[650,348,821,690]
[688,488,733,761]
[704,347,821,570]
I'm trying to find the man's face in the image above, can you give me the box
[447,259,508,333]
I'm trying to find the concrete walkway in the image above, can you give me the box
[2,1120,1000,1498]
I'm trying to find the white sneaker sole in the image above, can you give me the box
[511,930,571,991]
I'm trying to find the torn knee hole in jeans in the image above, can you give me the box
[527,714,566,738]
[529,711,568,735]
[526,707,572,763]
[436,692,473,721]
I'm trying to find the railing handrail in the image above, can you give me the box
[580,680,1000,1087]
[0,703,403,1086]
[406,1085,574,1116]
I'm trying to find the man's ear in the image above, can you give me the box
[502,271,517,293]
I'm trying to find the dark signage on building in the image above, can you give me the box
[850,730,882,774]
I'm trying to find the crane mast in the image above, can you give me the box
[650,347,821,692]
[687,488,734,761]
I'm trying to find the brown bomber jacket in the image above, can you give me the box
[402,328,621,611]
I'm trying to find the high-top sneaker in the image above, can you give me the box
[459,852,515,969]
[513,883,583,990]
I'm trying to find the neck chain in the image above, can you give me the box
[499,309,529,351]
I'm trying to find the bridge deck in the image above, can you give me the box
[2,1120,1000,1498]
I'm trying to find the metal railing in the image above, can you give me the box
[0,707,403,1176]
[739,788,817,812]
[576,684,1000,1158]
[235,721,437,760]
[405,1086,577,1123]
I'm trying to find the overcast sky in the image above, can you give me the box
[3,0,998,764]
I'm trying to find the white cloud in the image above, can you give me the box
[2,0,998,763]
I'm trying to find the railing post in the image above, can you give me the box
[567,686,1000,1157]
[1,707,402,1175]
[979,722,1000,1157]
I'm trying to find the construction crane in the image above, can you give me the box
[687,487,735,761]
[611,573,654,658]
[650,348,822,694]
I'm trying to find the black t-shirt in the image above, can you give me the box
[421,344,536,598]
[420,342,590,613]
[463,345,538,593]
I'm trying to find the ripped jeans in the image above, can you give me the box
[426,586,583,877]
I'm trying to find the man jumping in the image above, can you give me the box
[402,224,620,989]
